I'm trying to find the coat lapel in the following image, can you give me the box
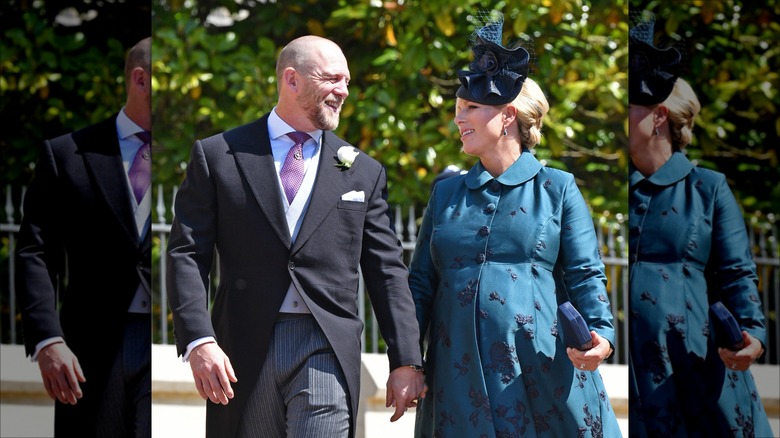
[291,131,351,254]
[226,116,292,248]
[77,115,139,246]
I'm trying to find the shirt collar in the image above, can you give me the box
[629,151,694,188]
[268,107,322,144]
[116,107,145,141]
[465,149,543,189]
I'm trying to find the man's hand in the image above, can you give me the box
[386,366,427,422]
[37,342,85,405]
[189,342,238,405]
[718,331,765,372]
[566,331,612,371]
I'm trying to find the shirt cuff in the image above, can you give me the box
[183,336,216,362]
[32,337,65,362]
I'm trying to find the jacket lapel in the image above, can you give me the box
[291,131,351,254]
[77,115,139,245]
[227,116,292,248]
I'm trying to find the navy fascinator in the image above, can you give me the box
[456,11,529,106]
[629,14,681,106]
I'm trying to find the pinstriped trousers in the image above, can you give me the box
[94,313,152,438]
[236,314,350,438]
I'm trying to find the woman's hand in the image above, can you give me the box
[566,331,612,372]
[718,331,764,371]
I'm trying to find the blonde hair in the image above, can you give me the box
[508,77,549,149]
[663,78,701,149]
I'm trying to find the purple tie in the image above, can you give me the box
[129,131,151,204]
[280,131,310,204]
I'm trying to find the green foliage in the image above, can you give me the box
[630,0,779,214]
[1,2,150,189]
[151,0,632,224]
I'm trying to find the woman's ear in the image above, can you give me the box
[503,105,517,126]
[653,105,669,128]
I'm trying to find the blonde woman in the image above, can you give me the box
[409,13,621,437]
[627,16,772,437]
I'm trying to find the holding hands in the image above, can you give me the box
[385,365,427,422]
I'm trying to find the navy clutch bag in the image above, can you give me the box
[558,301,593,351]
[709,301,745,351]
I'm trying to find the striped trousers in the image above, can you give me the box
[236,314,350,438]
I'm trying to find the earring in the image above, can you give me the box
[654,127,660,136]
[503,128,508,136]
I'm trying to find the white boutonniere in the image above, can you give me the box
[336,146,359,169]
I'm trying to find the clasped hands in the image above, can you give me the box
[386,365,428,422]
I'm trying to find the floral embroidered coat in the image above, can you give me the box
[409,152,621,438]
[628,152,772,437]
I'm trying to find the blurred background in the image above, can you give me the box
[1,1,778,435]
[2,0,777,363]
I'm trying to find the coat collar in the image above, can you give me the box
[629,151,694,188]
[290,131,352,254]
[77,113,141,246]
[229,116,354,252]
[227,115,292,248]
[465,149,542,189]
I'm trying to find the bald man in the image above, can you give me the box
[17,37,152,437]
[167,35,425,438]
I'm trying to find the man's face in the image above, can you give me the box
[296,49,350,131]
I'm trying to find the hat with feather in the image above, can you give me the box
[629,13,682,106]
[456,11,530,105]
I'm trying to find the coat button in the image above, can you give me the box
[636,203,648,214]
[476,253,486,263]
[484,203,496,213]
[479,226,490,236]
[289,261,296,270]
[490,181,501,192]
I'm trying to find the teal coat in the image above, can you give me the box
[628,152,771,437]
[409,151,621,437]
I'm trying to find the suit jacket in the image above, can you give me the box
[16,114,152,429]
[167,114,422,438]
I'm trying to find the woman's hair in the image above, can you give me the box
[509,77,549,148]
[663,78,701,149]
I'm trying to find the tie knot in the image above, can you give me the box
[286,131,310,146]
[136,131,151,145]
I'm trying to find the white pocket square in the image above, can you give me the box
[341,190,365,202]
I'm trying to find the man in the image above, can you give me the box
[167,35,425,437]
[16,37,152,437]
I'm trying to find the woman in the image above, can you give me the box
[409,14,621,437]
[627,17,772,437]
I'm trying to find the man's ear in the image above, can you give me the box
[282,67,298,92]
[131,67,147,90]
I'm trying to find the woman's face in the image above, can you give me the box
[628,103,657,156]
[454,98,505,157]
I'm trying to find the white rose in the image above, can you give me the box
[336,146,359,168]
